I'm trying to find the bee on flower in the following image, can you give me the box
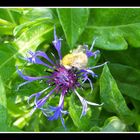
[16,27,106,129]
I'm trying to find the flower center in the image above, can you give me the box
[51,66,78,90]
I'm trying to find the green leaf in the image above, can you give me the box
[14,8,58,37]
[0,76,22,132]
[100,64,134,124]
[0,44,16,83]
[19,8,57,23]
[80,8,140,50]
[57,8,89,48]
[0,26,14,36]
[108,63,140,101]
[0,8,21,25]
[14,23,55,54]
[131,99,140,113]
[101,116,126,132]
[0,18,15,35]
[102,47,140,101]
[89,126,101,131]
[69,93,101,130]
[7,126,23,132]
[0,76,8,131]
[13,17,52,37]
[0,8,21,35]
[13,113,31,129]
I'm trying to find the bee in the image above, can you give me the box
[61,45,88,70]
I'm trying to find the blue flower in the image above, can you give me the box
[17,27,106,129]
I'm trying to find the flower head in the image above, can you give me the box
[17,27,106,129]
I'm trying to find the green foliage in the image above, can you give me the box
[0,76,7,131]
[14,23,54,54]
[100,64,134,125]
[0,44,17,82]
[80,9,140,50]
[57,8,89,48]
[0,8,140,132]
[0,9,21,35]
[102,47,140,101]
[69,93,101,130]
[100,116,126,132]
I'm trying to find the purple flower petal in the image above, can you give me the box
[46,105,67,129]
[35,87,57,108]
[52,27,62,60]
[90,37,97,51]
[74,89,88,117]
[27,93,37,104]
[74,89,103,118]
[16,66,50,90]
[86,69,98,78]
[89,62,108,70]
[17,66,49,81]
[86,101,104,106]
[60,114,66,130]
[86,50,100,58]
[27,87,50,104]
[48,107,61,120]
[16,81,32,91]
[42,93,67,129]
[48,93,65,120]
[25,50,54,69]
[28,50,55,65]
[83,38,100,58]
[86,77,93,94]
[79,68,99,94]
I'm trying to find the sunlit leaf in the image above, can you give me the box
[0,44,17,82]
[0,8,21,24]
[101,116,126,132]
[14,23,54,54]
